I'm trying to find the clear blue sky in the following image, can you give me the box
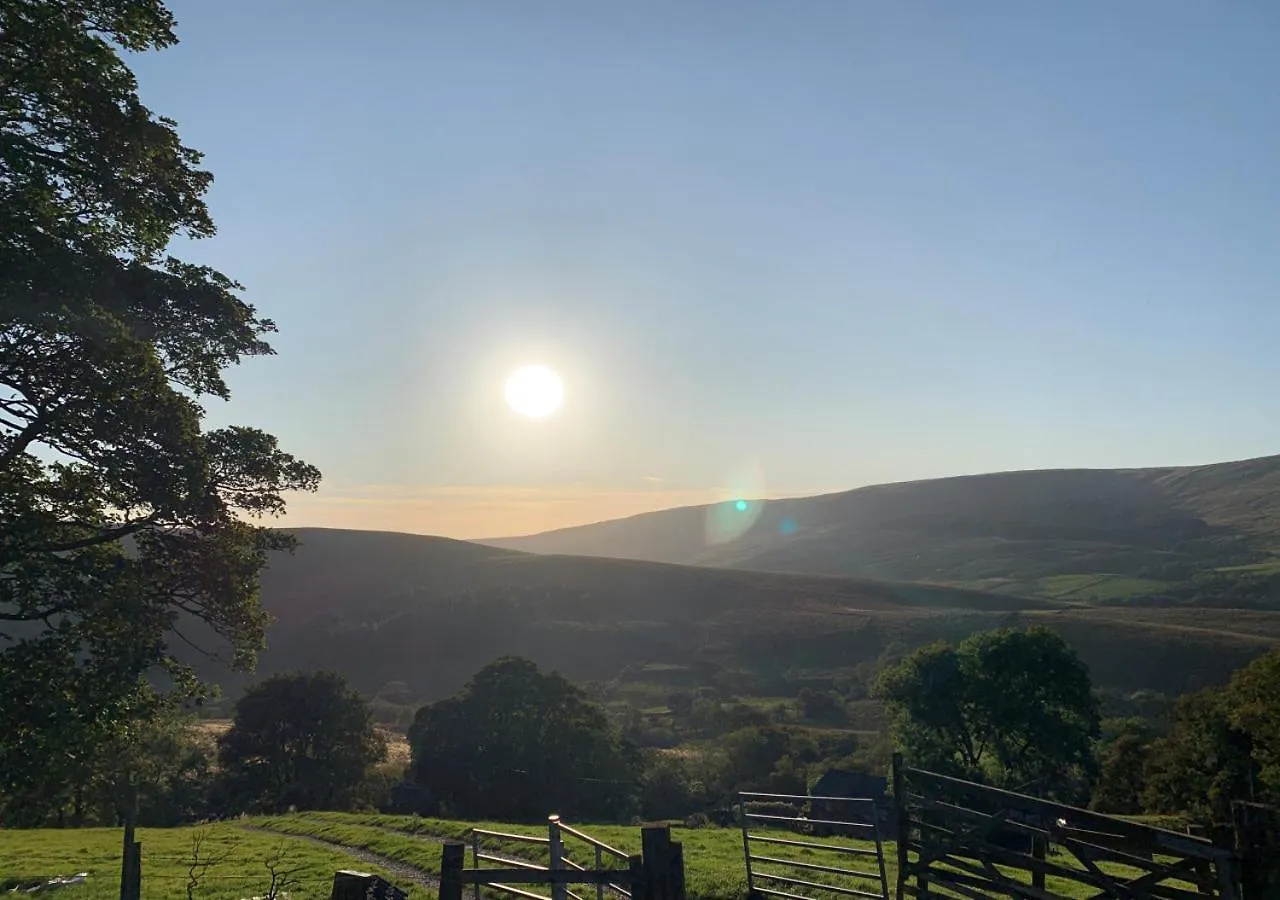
[132,1,1280,537]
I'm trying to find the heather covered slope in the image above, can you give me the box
[187,528,1280,711]
[485,455,1280,602]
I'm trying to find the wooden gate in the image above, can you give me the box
[892,755,1240,900]
[441,821,684,900]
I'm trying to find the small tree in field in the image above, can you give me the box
[218,672,385,813]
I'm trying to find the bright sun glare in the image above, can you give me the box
[504,365,564,419]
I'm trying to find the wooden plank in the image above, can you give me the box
[489,884,552,900]
[901,768,1229,861]
[934,845,1212,900]
[908,796,1219,874]
[909,833,1212,900]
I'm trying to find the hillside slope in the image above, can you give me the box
[191,528,1280,709]
[485,455,1280,601]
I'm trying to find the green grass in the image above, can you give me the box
[0,821,432,900]
[965,574,1174,602]
[255,812,1203,900]
[1216,557,1280,575]
[0,812,1210,900]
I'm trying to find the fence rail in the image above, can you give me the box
[739,790,890,900]
[892,754,1240,900]
[468,816,644,900]
[444,823,683,900]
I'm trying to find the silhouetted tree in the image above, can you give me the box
[0,0,318,816]
[218,672,385,813]
[408,657,636,821]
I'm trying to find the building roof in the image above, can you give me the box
[811,768,888,798]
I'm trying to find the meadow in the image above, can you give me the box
[0,821,430,900]
[2,810,1202,900]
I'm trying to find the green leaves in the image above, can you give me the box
[873,627,1100,800]
[0,0,318,820]
[217,672,386,814]
[409,657,638,821]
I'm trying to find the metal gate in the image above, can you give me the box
[739,790,890,900]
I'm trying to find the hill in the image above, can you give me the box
[485,455,1280,604]
[191,528,1280,714]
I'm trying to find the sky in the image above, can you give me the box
[130,1,1280,539]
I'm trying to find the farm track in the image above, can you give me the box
[238,823,441,891]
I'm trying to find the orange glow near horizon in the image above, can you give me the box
[273,484,820,540]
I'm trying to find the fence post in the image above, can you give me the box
[595,844,604,900]
[549,815,568,900]
[472,830,482,900]
[1233,801,1280,900]
[642,825,677,900]
[670,840,685,900]
[628,855,648,900]
[119,785,140,900]
[892,754,909,900]
[441,841,466,900]
[1031,836,1047,891]
[739,798,754,897]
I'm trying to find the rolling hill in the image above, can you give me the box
[485,454,1280,604]
[191,527,1280,713]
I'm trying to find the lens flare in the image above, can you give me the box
[706,458,766,545]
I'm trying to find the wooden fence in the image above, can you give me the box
[892,754,1240,900]
[441,822,684,900]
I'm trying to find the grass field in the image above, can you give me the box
[0,821,431,900]
[960,574,1175,603]
[0,811,1205,900]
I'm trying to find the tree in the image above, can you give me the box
[1225,649,1280,797]
[873,627,1100,799]
[217,672,386,813]
[798,687,845,723]
[1090,720,1154,814]
[1143,687,1257,823]
[408,657,637,821]
[0,0,319,815]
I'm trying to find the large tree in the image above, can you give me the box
[0,0,319,817]
[217,672,386,813]
[873,627,1100,799]
[409,657,638,821]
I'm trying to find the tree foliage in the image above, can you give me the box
[874,627,1100,799]
[217,672,386,813]
[1090,719,1154,814]
[0,0,318,815]
[408,657,637,821]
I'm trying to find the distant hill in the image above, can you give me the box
[485,455,1280,604]
[191,527,1280,712]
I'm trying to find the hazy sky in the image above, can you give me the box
[132,1,1280,538]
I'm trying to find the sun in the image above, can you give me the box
[504,365,564,419]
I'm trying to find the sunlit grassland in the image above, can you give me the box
[0,821,431,900]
